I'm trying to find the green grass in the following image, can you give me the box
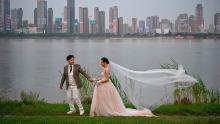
[1,115,220,124]
[0,101,220,124]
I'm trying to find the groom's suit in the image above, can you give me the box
[60,64,90,90]
[60,64,91,112]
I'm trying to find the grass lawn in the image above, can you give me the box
[0,101,220,124]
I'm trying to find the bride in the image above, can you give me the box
[90,57,155,117]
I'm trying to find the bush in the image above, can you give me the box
[20,90,46,105]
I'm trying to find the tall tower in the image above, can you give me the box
[79,7,89,33]
[67,0,75,33]
[94,7,100,33]
[2,0,10,32]
[11,8,17,31]
[17,8,23,29]
[0,0,4,32]
[214,13,220,33]
[47,8,53,33]
[99,11,105,33]
[34,8,38,27]
[37,0,47,33]
[195,4,204,32]
[132,18,137,34]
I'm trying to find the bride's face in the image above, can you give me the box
[100,60,105,67]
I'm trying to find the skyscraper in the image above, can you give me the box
[189,15,196,33]
[17,8,23,29]
[0,0,4,32]
[37,0,47,33]
[55,18,62,33]
[99,11,105,33]
[109,6,118,34]
[79,7,89,33]
[34,8,38,27]
[118,17,123,35]
[47,8,53,33]
[161,19,171,34]
[139,20,146,34]
[151,16,160,33]
[2,0,10,32]
[175,13,189,33]
[214,13,220,33]
[11,8,17,31]
[132,18,137,34]
[94,7,100,33]
[195,4,204,32]
[109,7,113,33]
[67,0,75,33]
[63,6,67,22]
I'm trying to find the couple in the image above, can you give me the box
[60,55,155,117]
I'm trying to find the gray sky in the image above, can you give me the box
[11,0,220,28]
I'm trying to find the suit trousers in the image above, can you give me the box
[67,85,84,111]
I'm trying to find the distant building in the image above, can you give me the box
[11,9,17,32]
[118,17,123,35]
[94,7,105,34]
[94,7,100,33]
[131,18,137,34]
[189,15,197,33]
[47,8,53,33]
[123,23,129,35]
[37,0,47,33]
[161,19,171,34]
[67,0,75,33]
[138,20,146,34]
[0,0,11,32]
[214,13,220,33]
[195,4,204,32]
[17,8,23,29]
[99,11,105,33]
[146,16,159,33]
[0,0,4,32]
[79,7,89,33]
[109,6,118,34]
[175,13,189,33]
[208,24,215,33]
[55,18,62,33]
[22,20,28,28]
[63,6,67,22]
[34,8,38,27]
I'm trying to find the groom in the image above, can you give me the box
[60,55,92,115]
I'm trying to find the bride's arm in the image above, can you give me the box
[98,69,110,84]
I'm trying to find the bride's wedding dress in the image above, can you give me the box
[90,72,155,117]
[90,61,197,117]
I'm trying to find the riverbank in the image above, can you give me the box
[0,101,220,124]
[0,32,220,39]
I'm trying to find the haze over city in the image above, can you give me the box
[11,0,220,28]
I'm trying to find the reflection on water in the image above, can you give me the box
[0,38,220,103]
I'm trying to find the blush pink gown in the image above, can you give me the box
[90,73,155,117]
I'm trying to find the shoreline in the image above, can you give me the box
[0,33,220,40]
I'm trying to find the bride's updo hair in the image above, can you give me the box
[101,57,110,64]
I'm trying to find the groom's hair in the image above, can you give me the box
[66,55,75,61]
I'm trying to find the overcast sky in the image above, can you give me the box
[11,0,220,28]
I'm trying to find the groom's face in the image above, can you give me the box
[68,57,75,65]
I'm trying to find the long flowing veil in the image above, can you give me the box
[109,61,197,110]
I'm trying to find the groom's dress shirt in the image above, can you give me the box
[68,65,76,87]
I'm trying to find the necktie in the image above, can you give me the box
[70,65,72,73]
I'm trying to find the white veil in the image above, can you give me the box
[109,61,197,110]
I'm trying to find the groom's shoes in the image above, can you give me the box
[67,110,76,115]
[80,110,84,116]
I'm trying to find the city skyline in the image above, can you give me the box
[11,0,220,28]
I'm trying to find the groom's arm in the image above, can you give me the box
[60,67,66,89]
[78,64,91,80]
